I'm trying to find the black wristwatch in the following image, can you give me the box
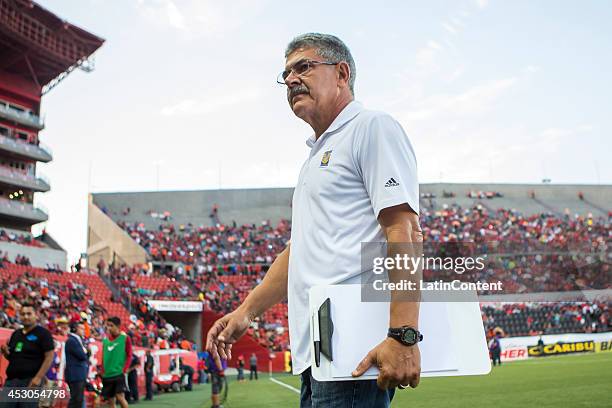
[388,326,423,346]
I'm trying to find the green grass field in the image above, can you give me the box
[141,352,612,408]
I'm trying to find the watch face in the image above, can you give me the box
[402,329,417,344]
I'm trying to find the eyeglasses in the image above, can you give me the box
[276,59,338,85]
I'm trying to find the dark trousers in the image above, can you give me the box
[300,368,395,408]
[3,378,39,408]
[492,351,502,366]
[182,372,193,391]
[127,370,139,402]
[249,365,258,380]
[68,380,85,408]
[145,372,153,400]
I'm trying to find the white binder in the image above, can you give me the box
[309,284,491,381]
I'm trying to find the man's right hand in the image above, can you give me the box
[0,344,9,358]
[206,309,252,370]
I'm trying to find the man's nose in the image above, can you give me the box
[285,71,301,87]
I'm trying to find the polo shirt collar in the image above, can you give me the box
[306,100,363,148]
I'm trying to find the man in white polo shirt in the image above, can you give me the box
[206,33,422,408]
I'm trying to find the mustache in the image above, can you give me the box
[287,85,309,103]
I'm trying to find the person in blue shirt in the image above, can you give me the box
[488,332,502,366]
[64,322,90,408]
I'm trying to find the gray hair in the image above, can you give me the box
[285,33,356,95]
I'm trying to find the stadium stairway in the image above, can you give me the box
[581,198,609,217]
[475,200,496,214]
[99,272,123,302]
[530,197,563,217]
[536,198,608,218]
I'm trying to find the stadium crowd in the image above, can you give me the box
[117,219,291,265]
[482,301,611,337]
[420,204,609,253]
[0,269,108,339]
[0,251,32,267]
[0,229,45,247]
[107,204,610,350]
[0,262,195,353]
[114,204,610,294]
[0,204,608,354]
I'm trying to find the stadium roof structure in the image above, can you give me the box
[0,0,105,94]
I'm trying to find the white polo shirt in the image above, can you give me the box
[287,100,419,374]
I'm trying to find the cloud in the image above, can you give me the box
[161,87,262,116]
[540,125,593,141]
[414,40,444,74]
[475,0,489,9]
[440,0,489,39]
[135,0,185,30]
[442,22,458,35]
[427,40,442,50]
[446,65,465,82]
[165,1,185,29]
[400,0,491,88]
[523,65,540,74]
[492,124,595,162]
[449,17,466,30]
[414,120,596,183]
[133,0,267,37]
[398,77,518,123]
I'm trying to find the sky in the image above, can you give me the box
[33,0,612,264]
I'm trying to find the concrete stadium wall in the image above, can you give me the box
[86,194,147,268]
[0,241,66,269]
[419,183,611,217]
[92,188,294,229]
[92,184,610,231]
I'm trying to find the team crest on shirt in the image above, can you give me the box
[320,150,332,167]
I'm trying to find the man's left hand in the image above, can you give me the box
[351,337,420,390]
[28,376,43,387]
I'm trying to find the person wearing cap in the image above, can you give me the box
[56,317,70,332]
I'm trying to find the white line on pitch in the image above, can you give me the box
[270,377,300,394]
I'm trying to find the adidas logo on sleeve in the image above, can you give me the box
[384,178,400,187]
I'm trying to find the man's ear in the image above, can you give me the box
[337,61,351,88]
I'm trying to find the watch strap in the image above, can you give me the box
[387,326,423,346]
